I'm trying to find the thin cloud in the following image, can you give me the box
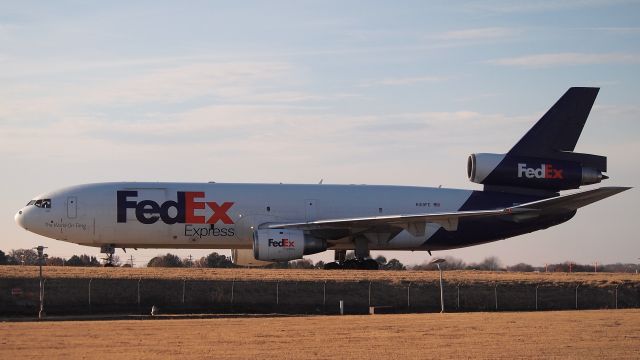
[0,61,319,120]
[433,27,517,41]
[360,76,446,87]
[488,52,640,67]
[587,27,640,34]
[467,0,633,13]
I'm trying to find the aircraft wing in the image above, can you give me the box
[266,187,630,236]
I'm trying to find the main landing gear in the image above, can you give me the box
[323,249,380,270]
[100,244,116,267]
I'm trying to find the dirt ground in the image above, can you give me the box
[2,266,637,286]
[1,310,638,359]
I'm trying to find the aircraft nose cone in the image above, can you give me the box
[15,209,26,229]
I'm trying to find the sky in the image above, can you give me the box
[1,0,639,267]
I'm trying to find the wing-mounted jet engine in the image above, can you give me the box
[253,229,327,262]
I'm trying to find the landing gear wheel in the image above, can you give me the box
[323,262,342,270]
[322,258,380,270]
[100,244,116,267]
[361,259,380,270]
[342,259,360,270]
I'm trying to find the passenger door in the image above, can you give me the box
[305,199,317,221]
[66,196,77,219]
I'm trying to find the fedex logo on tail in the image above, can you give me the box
[117,191,234,225]
[517,163,564,179]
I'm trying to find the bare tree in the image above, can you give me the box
[45,256,65,266]
[9,249,39,265]
[413,256,466,270]
[468,256,502,271]
[381,258,406,270]
[507,263,534,272]
[147,253,183,267]
[194,252,234,268]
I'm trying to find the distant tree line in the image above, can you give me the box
[1,248,638,272]
[0,248,103,267]
[145,253,329,269]
[144,252,410,269]
[412,255,639,273]
[147,252,235,268]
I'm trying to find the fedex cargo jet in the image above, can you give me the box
[15,88,630,269]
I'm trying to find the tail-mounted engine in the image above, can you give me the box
[467,153,607,191]
[253,229,327,262]
[466,88,611,193]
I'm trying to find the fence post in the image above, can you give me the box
[615,284,619,309]
[41,279,46,318]
[457,284,460,310]
[575,285,579,310]
[182,279,186,304]
[494,284,498,311]
[368,281,372,307]
[88,279,92,306]
[137,278,141,306]
[323,281,326,308]
[276,281,279,305]
[407,283,411,309]
[535,285,539,311]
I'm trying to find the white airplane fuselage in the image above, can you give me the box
[15,182,480,251]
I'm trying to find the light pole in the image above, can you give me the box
[33,246,47,319]
[430,258,447,313]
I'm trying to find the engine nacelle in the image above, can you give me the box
[467,153,607,191]
[231,248,273,267]
[253,229,326,262]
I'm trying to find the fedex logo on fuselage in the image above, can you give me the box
[517,163,564,179]
[117,190,234,225]
[268,238,295,248]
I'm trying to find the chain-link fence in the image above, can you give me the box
[1,278,638,316]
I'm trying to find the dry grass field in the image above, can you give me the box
[2,266,637,286]
[1,310,638,359]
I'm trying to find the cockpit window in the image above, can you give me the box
[27,199,51,208]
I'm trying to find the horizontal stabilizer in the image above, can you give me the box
[508,186,630,213]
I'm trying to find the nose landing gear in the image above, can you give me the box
[100,244,116,267]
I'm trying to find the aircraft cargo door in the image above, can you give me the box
[67,196,77,219]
